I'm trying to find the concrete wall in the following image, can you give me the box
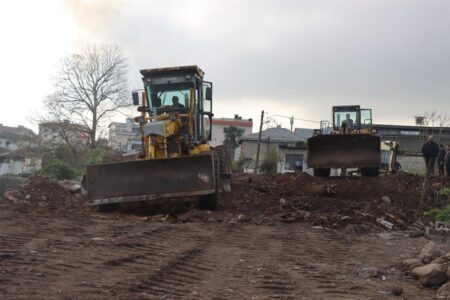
[210,124,252,147]
[397,155,426,175]
[0,160,22,175]
[0,158,42,176]
[108,120,140,153]
[240,140,271,162]
[240,140,308,173]
[0,138,18,150]
[377,133,450,154]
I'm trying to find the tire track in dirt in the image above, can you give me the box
[272,225,368,299]
[0,210,438,300]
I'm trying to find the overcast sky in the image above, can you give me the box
[1,0,449,132]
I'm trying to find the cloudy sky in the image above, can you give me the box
[1,0,449,132]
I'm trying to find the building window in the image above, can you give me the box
[285,154,303,171]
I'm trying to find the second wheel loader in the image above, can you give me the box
[86,65,230,210]
[307,105,381,177]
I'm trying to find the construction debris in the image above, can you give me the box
[402,241,450,296]
[2,175,83,210]
[1,172,446,233]
[218,172,442,230]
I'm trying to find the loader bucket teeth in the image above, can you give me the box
[307,134,381,169]
[86,154,216,206]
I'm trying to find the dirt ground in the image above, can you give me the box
[0,173,448,299]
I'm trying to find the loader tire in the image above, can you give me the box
[361,167,379,177]
[314,168,330,178]
[198,192,219,211]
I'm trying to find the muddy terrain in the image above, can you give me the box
[0,173,448,299]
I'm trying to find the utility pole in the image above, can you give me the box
[290,115,294,132]
[254,110,264,174]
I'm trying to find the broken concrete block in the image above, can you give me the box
[418,241,443,263]
[419,270,448,287]
[410,263,444,279]
[358,267,379,279]
[437,282,450,299]
[401,258,423,272]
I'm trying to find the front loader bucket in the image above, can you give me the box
[307,134,381,169]
[86,154,216,206]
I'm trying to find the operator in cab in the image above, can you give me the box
[171,96,185,109]
[342,113,354,133]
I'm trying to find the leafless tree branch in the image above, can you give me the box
[41,44,129,149]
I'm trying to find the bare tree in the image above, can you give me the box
[264,115,281,129]
[43,45,128,149]
[422,111,450,143]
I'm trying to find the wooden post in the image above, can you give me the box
[254,110,264,174]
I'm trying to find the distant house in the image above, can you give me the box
[210,115,253,147]
[0,148,42,176]
[108,118,140,154]
[293,128,314,141]
[0,124,36,150]
[39,121,89,147]
[373,124,450,154]
[238,126,307,173]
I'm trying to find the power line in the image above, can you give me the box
[264,112,321,132]
[266,112,321,124]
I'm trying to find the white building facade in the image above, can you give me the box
[210,116,253,147]
[108,118,140,153]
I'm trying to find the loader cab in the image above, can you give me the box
[135,65,213,142]
[332,105,372,133]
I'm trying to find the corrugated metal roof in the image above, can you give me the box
[293,128,314,140]
[239,127,301,143]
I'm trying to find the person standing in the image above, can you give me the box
[437,144,446,177]
[421,136,439,176]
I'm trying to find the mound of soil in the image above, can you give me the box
[220,172,440,230]
[3,175,83,211]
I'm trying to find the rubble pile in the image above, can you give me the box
[2,175,83,210]
[402,241,450,298]
[222,172,439,230]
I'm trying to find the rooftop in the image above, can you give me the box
[140,65,204,78]
[212,118,253,127]
[39,121,89,133]
[0,125,35,142]
[373,124,450,131]
[239,127,301,143]
[0,147,42,159]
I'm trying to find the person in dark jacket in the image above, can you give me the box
[437,144,446,177]
[421,136,440,176]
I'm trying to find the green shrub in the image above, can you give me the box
[438,187,450,198]
[425,205,450,222]
[41,160,77,180]
[259,146,279,174]
[85,148,103,165]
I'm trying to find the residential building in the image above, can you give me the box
[0,124,36,151]
[210,115,253,147]
[39,121,89,147]
[373,124,450,154]
[238,126,307,173]
[108,118,140,153]
[0,148,42,176]
[293,127,314,141]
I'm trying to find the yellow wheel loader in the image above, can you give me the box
[307,105,381,177]
[86,66,230,210]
